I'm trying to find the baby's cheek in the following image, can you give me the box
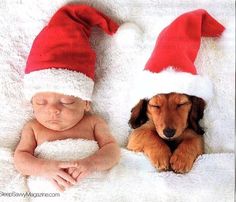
[33,109,43,118]
[33,106,46,114]
[63,108,84,120]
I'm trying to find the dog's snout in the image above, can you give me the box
[163,127,176,138]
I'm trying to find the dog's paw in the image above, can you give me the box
[127,133,144,152]
[170,152,194,173]
[127,142,143,152]
[150,150,172,171]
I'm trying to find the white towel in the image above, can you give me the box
[25,139,234,202]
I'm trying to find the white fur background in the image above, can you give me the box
[0,0,235,154]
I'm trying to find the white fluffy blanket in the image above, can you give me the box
[0,0,235,201]
[1,139,234,202]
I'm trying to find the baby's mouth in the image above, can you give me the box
[47,120,61,124]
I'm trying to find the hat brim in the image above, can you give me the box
[134,68,213,101]
[24,68,94,101]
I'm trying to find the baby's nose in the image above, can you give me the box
[48,104,61,114]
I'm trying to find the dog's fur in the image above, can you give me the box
[127,93,205,173]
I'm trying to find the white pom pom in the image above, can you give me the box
[115,22,143,49]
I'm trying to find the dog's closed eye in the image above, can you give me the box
[148,103,161,109]
[176,102,190,109]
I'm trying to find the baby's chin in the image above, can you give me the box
[44,121,74,131]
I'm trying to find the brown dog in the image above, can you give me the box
[127,93,205,173]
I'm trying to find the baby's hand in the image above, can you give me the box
[41,160,78,192]
[67,160,93,183]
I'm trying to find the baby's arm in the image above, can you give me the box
[14,121,77,191]
[69,116,120,182]
[87,116,121,170]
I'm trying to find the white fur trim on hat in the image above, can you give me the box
[134,68,213,101]
[24,68,94,101]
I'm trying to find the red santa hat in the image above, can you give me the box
[24,4,141,101]
[137,9,225,101]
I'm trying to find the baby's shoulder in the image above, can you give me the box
[83,114,108,126]
[23,119,40,130]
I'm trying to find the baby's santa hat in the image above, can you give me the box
[24,4,141,101]
[137,9,225,102]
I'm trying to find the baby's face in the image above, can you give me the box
[32,92,90,131]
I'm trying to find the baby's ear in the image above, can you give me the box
[85,101,91,112]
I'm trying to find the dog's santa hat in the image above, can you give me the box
[24,4,141,101]
[137,9,225,101]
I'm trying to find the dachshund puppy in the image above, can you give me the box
[127,93,205,173]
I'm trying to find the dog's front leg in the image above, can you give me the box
[127,127,172,171]
[170,129,204,173]
[143,132,172,171]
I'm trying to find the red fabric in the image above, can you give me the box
[25,4,119,80]
[145,9,225,75]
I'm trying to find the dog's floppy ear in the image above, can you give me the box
[128,99,148,129]
[188,96,206,135]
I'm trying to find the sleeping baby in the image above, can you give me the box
[13,4,121,192]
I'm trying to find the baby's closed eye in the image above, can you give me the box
[34,99,47,105]
[60,98,76,105]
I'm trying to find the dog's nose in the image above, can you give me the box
[163,128,176,138]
